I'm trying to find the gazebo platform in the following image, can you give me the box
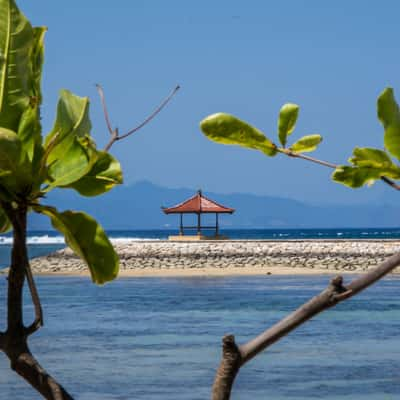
[168,234,229,241]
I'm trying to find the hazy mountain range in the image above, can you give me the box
[29,181,400,230]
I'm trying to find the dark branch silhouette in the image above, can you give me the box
[212,253,400,399]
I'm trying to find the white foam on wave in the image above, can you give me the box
[0,235,162,245]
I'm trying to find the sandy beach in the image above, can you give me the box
[24,239,400,278]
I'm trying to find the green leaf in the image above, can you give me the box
[290,134,322,153]
[34,205,119,284]
[45,89,92,154]
[66,151,123,196]
[200,113,277,156]
[30,26,46,105]
[17,104,41,161]
[44,90,96,188]
[348,147,400,179]
[0,0,35,131]
[332,166,384,188]
[0,206,10,233]
[47,136,96,188]
[278,103,299,147]
[377,88,400,160]
[0,127,31,194]
[349,147,392,167]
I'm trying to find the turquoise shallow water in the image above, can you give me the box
[0,275,400,399]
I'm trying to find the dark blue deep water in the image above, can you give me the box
[1,275,400,399]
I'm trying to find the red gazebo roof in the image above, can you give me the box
[163,190,235,214]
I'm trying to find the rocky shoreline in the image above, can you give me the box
[28,240,400,275]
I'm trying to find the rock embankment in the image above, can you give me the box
[29,240,400,274]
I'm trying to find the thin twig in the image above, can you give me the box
[95,84,114,136]
[118,85,180,140]
[99,84,180,152]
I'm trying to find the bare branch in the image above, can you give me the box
[213,252,400,399]
[10,347,74,400]
[99,84,180,152]
[212,335,242,400]
[95,84,114,136]
[118,84,180,140]
[24,264,43,336]
[103,128,119,153]
[284,150,338,169]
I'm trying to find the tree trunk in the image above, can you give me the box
[1,204,74,400]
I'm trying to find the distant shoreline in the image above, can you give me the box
[24,239,400,277]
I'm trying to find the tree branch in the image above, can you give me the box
[3,203,28,333]
[212,252,400,400]
[97,84,180,152]
[118,85,180,140]
[0,332,5,350]
[212,335,242,400]
[282,149,400,191]
[24,265,43,336]
[9,345,74,400]
[2,201,43,336]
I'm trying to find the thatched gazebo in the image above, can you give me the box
[162,190,235,240]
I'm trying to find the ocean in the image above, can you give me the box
[0,228,400,398]
[0,275,399,399]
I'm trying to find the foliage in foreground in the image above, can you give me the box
[200,87,400,188]
[0,0,122,283]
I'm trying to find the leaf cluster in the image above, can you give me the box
[200,103,322,159]
[200,85,400,190]
[333,88,400,188]
[0,0,123,284]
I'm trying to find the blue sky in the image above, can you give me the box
[18,0,400,205]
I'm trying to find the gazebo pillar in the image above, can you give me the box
[179,213,183,235]
[215,213,219,237]
[197,213,201,235]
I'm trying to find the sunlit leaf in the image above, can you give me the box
[30,26,46,105]
[17,105,41,161]
[0,206,11,233]
[0,0,35,131]
[0,127,31,194]
[66,151,123,196]
[377,88,400,160]
[44,90,96,188]
[290,134,322,153]
[332,166,383,188]
[34,205,119,284]
[278,103,299,147]
[45,89,92,156]
[200,113,277,156]
[348,147,400,179]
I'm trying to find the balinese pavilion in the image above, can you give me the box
[162,190,235,240]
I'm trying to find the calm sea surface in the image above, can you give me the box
[0,229,400,399]
[0,276,400,399]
